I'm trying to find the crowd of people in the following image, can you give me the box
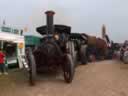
[120,40,128,63]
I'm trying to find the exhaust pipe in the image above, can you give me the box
[45,11,55,34]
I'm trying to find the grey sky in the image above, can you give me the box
[0,0,128,43]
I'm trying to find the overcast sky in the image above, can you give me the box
[0,0,128,43]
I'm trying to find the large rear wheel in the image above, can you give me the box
[66,41,78,67]
[63,54,75,83]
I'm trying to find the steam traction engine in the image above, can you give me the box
[25,11,76,85]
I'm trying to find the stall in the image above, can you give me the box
[0,29,25,69]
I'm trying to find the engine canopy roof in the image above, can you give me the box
[36,24,71,35]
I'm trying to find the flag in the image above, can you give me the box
[102,24,106,38]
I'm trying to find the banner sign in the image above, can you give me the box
[1,26,21,35]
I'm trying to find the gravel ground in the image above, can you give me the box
[0,60,128,96]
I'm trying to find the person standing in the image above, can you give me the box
[0,49,8,75]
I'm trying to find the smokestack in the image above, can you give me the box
[45,11,55,34]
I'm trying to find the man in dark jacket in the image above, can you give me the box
[0,49,8,75]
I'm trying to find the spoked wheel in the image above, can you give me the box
[63,54,75,83]
[80,45,87,65]
[26,47,36,86]
[66,41,78,67]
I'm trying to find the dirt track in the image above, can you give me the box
[0,60,128,96]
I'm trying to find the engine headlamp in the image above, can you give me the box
[54,34,59,40]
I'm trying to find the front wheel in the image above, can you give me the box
[63,54,75,83]
[26,47,36,86]
[79,45,87,65]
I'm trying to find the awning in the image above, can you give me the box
[0,31,24,43]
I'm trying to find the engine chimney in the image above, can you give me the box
[45,11,55,34]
